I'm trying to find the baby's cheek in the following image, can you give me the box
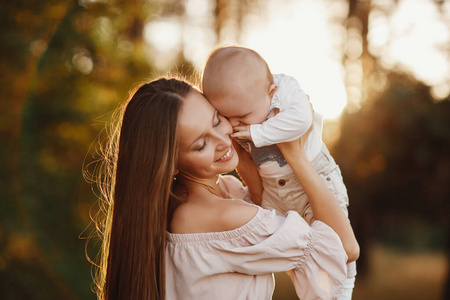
[246,117,260,125]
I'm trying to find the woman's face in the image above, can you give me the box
[177,90,239,179]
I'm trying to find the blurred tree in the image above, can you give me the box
[339,0,373,276]
[0,0,178,298]
[343,0,372,112]
[213,0,259,44]
[338,0,450,282]
[333,72,450,279]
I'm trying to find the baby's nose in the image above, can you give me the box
[228,117,240,127]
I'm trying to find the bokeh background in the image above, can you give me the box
[1,0,449,299]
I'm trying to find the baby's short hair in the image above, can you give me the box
[202,46,273,98]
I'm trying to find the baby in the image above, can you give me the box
[202,46,356,299]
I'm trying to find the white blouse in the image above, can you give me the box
[165,176,347,300]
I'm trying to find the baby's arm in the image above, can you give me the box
[251,75,313,148]
[232,139,263,206]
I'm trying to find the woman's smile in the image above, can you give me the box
[216,146,234,162]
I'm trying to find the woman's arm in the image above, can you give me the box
[277,134,360,262]
[232,139,263,206]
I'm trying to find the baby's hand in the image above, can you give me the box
[231,124,252,140]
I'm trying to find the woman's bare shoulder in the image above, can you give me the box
[170,199,258,234]
[215,199,258,231]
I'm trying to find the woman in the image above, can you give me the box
[95,78,359,300]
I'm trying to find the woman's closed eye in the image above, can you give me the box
[194,112,223,151]
[214,112,222,127]
[195,140,206,151]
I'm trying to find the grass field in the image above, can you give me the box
[272,244,448,300]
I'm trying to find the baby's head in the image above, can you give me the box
[202,46,277,126]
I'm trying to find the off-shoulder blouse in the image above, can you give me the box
[165,176,347,300]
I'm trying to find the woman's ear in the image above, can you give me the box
[268,83,277,98]
[174,169,179,176]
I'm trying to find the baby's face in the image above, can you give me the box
[209,83,272,127]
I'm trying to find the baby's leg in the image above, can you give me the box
[311,145,349,211]
[338,277,356,300]
[260,177,285,215]
[260,173,309,216]
[302,146,349,224]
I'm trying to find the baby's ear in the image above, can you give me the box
[268,83,277,98]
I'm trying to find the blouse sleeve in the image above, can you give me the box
[290,221,348,300]
[219,175,254,204]
[222,209,347,300]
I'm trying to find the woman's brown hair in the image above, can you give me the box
[93,78,191,300]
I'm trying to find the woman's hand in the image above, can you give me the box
[232,139,263,206]
[277,122,313,160]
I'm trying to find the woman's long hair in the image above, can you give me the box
[93,78,191,300]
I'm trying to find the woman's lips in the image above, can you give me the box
[217,147,234,162]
